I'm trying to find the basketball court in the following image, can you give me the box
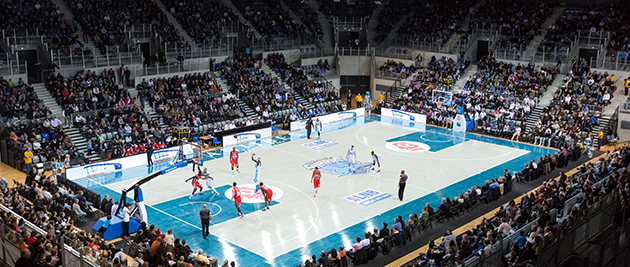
[76,115,556,266]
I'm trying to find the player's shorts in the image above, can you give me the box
[347,155,356,164]
[313,178,320,189]
[265,189,273,201]
[231,159,239,168]
[235,198,241,207]
[206,178,212,188]
[194,181,202,188]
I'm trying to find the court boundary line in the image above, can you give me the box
[354,122,533,161]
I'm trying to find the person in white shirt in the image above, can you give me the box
[122,203,131,237]
[512,127,521,141]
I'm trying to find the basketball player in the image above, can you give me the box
[252,153,261,183]
[311,167,321,197]
[184,171,204,200]
[259,182,273,211]
[371,151,381,172]
[201,167,219,195]
[346,145,356,173]
[315,118,323,139]
[231,182,244,218]
[230,147,239,174]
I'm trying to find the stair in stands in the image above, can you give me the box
[219,0,263,40]
[451,65,478,92]
[49,0,106,63]
[260,64,316,111]
[365,2,385,46]
[279,0,312,36]
[523,6,566,56]
[151,0,196,48]
[524,106,544,132]
[305,1,334,47]
[379,13,410,48]
[32,83,64,119]
[66,127,100,162]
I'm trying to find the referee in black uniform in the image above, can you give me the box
[146,140,154,166]
[398,170,408,201]
[305,118,314,139]
[200,204,211,239]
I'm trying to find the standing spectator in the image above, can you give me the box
[24,147,33,174]
[398,170,408,201]
[200,204,211,239]
[122,203,131,238]
[146,141,154,166]
[355,93,362,109]
[346,90,352,109]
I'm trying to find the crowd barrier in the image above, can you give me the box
[0,204,98,267]
[290,108,366,131]
[381,108,427,124]
[65,144,197,181]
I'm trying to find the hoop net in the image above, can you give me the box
[179,141,203,166]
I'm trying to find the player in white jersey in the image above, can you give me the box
[346,145,356,173]
[252,153,261,183]
[371,151,381,172]
[315,118,323,139]
[201,167,219,195]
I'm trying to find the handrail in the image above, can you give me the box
[0,204,98,267]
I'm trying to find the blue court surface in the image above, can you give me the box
[76,115,555,267]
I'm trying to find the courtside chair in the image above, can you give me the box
[212,137,221,146]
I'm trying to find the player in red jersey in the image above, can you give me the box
[310,167,322,198]
[184,171,204,200]
[259,182,273,211]
[230,147,240,174]
[231,182,244,218]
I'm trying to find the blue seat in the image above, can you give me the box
[193,136,199,143]
[212,137,221,146]
[42,133,49,141]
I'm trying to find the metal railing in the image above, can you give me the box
[126,24,153,40]
[591,53,630,71]
[133,58,215,77]
[336,46,374,56]
[576,30,610,48]
[2,29,46,47]
[50,46,144,69]
[374,47,416,60]
[164,44,232,60]
[0,60,27,76]
[0,204,98,267]
[332,16,368,30]
[250,37,318,52]
[388,35,445,53]
[494,47,572,64]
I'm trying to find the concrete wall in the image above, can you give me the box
[301,56,335,68]
[263,49,300,65]
[2,73,29,85]
[339,56,372,75]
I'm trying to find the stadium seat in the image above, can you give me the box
[212,137,221,146]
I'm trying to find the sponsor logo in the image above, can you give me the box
[391,110,415,121]
[385,141,431,153]
[345,189,392,206]
[83,163,123,176]
[303,140,338,150]
[337,111,357,120]
[152,149,178,161]
[235,132,262,143]
[304,157,372,177]
[223,184,283,204]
